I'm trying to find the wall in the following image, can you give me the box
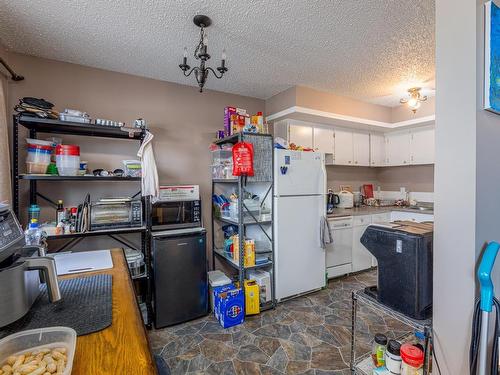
[434,0,477,373]
[5,52,264,255]
[265,85,435,124]
[326,165,434,194]
[0,43,11,203]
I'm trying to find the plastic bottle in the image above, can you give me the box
[25,219,42,246]
[28,204,40,224]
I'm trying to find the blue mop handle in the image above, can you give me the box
[478,241,500,312]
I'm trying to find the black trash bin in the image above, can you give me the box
[360,221,433,320]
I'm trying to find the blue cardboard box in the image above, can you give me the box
[214,286,245,328]
[213,283,234,320]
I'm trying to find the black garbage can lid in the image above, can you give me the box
[374,333,388,345]
[387,339,401,355]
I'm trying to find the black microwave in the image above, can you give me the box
[151,200,201,231]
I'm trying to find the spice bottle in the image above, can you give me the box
[400,344,424,375]
[372,333,388,367]
[385,340,402,374]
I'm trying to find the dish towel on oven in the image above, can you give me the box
[137,130,160,199]
[320,216,333,249]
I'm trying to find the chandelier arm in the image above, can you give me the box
[183,66,198,77]
[206,67,224,79]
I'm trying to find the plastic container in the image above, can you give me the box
[372,333,388,367]
[56,145,80,176]
[26,138,53,147]
[123,160,142,177]
[400,344,424,375]
[26,162,49,174]
[27,145,52,165]
[28,204,40,223]
[124,248,146,278]
[385,340,402,374]
[208,270,232,312]
[0,327,76,375]
[212,149,233,165]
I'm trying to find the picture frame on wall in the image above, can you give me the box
[485,0,500,114]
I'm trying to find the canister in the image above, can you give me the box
[385,339,402,374]
[400,344,424,375]
[372,333,388,367]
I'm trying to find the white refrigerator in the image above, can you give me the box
[273,149,327,301]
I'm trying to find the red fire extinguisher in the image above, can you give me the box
[232,141,255,178]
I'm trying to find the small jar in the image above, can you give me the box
[385,340,402,374]
[372,333,388,367]
[400,344,424,375]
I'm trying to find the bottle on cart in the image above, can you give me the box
[24,219,42,246]
[56,200,65,223]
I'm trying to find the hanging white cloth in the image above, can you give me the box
[137,131,159,200]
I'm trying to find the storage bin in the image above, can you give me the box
[211,164,236,180]
[221,200,261,220]
[211,149,232,165]
[208,270,232,313]
[123,160,142,177]
[26,162,49,174]
[0,327,76,375]
[56,145,80,176]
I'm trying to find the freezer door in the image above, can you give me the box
[274,149,326,196]
[153,231,208,328]
[274,195,326,300]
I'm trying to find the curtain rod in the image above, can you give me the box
[0,57,24,81]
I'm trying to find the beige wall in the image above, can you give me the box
[5,52,264,255]
[265,85,435,123]
[326,165,434,193]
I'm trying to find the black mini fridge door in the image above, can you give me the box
[152,228,208,328]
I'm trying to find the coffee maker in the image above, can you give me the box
[0,204,61,327]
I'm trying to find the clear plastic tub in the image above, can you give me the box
[26,162,49,174]
[56,155,80,176]
[0,327,76,375]
[211,149,232,165]
[27,148,51,164]
[211,164,236,180]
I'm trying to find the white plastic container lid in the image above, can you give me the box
[208,270,232,287]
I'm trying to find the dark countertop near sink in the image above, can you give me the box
[327,206,434,218]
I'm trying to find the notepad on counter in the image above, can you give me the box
[53,249,113,276]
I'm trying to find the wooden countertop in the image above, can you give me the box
[60,248,157,375]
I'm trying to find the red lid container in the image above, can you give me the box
[400,344,424,367]
[56,144,80,156]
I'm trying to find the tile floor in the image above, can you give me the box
[149,270,411,375]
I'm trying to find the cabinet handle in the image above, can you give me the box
[403,160,407,164]
[348,161,352,164]
[355,161,358,164]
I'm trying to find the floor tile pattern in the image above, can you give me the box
[149,270,411,374]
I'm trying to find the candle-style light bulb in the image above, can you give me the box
[183,47,188,58]
[222,49,226,60]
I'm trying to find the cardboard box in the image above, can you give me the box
[244,280,260,315]
[246,270,271,303]
[214,286,245,328]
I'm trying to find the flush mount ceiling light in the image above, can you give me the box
[179,15,228,93]
[400,87,427,113]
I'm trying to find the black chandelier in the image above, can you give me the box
[179,15,228,93]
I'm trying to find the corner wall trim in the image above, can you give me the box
[266,106,435,130]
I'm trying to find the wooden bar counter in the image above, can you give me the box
[59,248,157,374]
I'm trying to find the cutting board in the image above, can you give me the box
[54,250,113,276]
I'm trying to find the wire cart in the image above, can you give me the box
[351,289,433,374]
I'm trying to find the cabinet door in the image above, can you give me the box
[353,132,370,166]
[352,224,372,272]
[385,131,411,166]
[334,129,354,165]
[289,124,313,149]
[313,127,334,154]
[370,133,386,166]
[410,127,435,165]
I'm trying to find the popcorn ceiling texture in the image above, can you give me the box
[0,0,434,105]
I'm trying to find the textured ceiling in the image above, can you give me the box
[0,0,435,105]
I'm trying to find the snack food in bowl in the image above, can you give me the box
[0,327,76,375]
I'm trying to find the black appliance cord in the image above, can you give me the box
[470,297,500,375]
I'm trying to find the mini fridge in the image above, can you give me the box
[152,227,208,328]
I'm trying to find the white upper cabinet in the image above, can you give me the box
[289,124,313,149]
[370,133,386,167]
[313,127,334,154]
[410,126,435,165]
[352,132,370,166]
[334,128,354,165]
[385,131,411,166]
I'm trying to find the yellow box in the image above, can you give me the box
[244,280,260,315]
[244,240,255,267]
